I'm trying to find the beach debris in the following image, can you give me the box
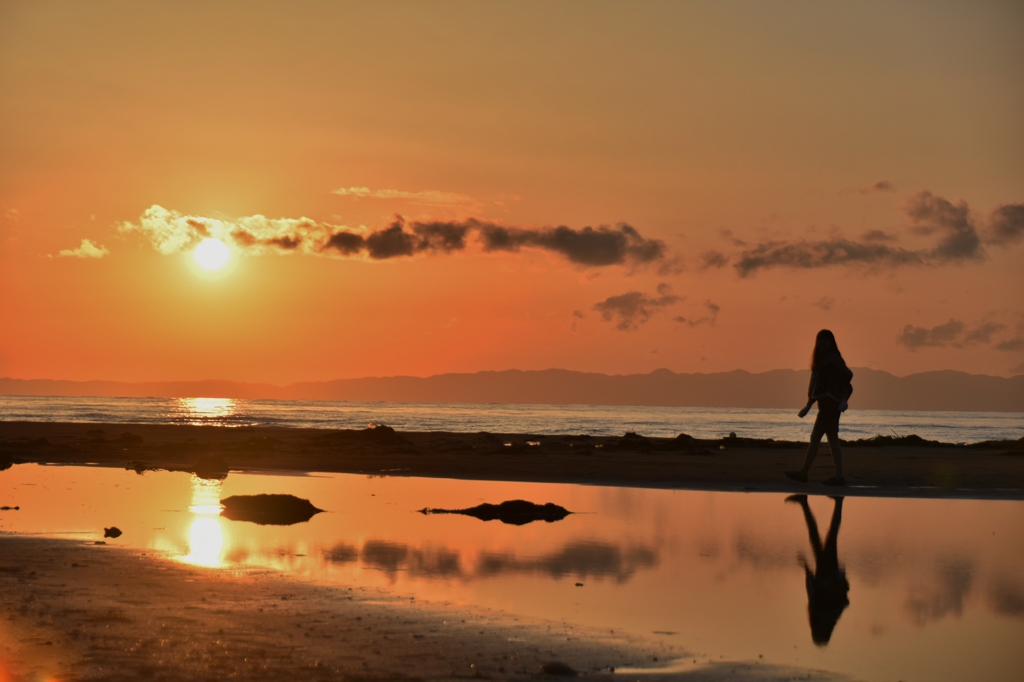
[0,506,20,511]
[220,494,323,526]
[540,661,578,676]
[418,500,571,526]
[192,454,230,480]
[104,527,123,538]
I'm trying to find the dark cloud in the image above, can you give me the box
[897,319,1010,351]
[963,322,1006,345]
[322,230,364,255]
[905,191,983,262]
[365,220,418,259]
[594,283,681,331]
[987,203,1024,246]
[699,250,729,269]
[230,228,304,250]
[674,300,720,327]
[321,217,666,267]
[735,238,922,277]
[862,229,895,242]
[995,337,1024,352]
[730,191,1024,277]
[478,222,665,266]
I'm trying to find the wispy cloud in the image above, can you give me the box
[57,238,109,259]
[120,205,668,269]
[673,300,720,327]
[593,283,681,331]
[840,180,895,195]
[897,318,1012,351]
[332,186,480,210]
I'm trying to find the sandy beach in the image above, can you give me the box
[2,421,1023,680]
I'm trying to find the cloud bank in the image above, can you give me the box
[712,191,1023,277]
[120,205,667,269]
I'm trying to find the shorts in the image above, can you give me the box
[815,397,841,431]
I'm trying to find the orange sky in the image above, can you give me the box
[1,1,1022,384]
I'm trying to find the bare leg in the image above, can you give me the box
[824,422,843,478]
[796,413,828,476]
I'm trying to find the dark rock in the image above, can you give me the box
[419,500,571,526]
[540,662,578,676]
[104,527,122,538]
[220,494,323,526]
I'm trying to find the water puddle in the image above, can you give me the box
[2,463,1022,681]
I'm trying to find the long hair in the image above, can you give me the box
[811,329,842,371]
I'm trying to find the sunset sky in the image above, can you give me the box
[1,1,1022,384]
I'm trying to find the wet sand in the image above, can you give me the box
[2,420,1022,680]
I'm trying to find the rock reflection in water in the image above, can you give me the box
[418,500,572,525]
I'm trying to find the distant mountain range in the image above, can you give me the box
[2,368,1022,412]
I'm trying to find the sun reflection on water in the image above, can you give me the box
[174,397,240,427]
[182,475,227,567]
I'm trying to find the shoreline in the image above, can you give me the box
[2,420,1022,500]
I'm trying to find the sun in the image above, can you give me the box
[193,238,231,271]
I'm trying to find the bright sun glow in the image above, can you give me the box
[193,238,231,270]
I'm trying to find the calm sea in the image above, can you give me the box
[0,395,1020,443]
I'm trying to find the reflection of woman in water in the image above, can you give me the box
[787,329,853,486]
[787,494,849,645]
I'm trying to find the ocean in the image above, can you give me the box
[0,395,1020,444]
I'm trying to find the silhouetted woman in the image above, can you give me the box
[786,329,853,486]
[786,494,849,645]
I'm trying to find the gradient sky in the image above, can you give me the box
[1,1,1022,384]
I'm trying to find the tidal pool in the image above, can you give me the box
[2,463,1022,681]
